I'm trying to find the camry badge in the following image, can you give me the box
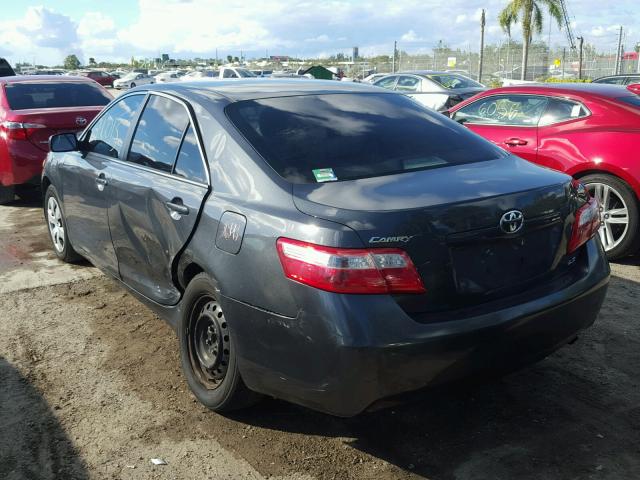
[75,116,87,127]
[500,210,524,234]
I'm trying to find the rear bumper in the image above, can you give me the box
[223,238,610,416]
[0,139,46,187]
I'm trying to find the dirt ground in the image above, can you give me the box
[1,198,639,480]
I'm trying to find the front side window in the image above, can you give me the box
[223,69,238,78]
[395,76,421,92]
[539,98,589,126]
[453,95,548,126]
[84,94,144,158]
[127,95,189,172]
[226,92,503,184]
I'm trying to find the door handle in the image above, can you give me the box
[504,138,528,146]
[95,174,107,191]
[165,200,189,216]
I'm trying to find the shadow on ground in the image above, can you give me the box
[0,357,89,480]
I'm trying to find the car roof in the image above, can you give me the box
[595,74,640,79]
[136,78,383,102]
[0,75,98,85]
[477,83,635,99]
[397,70,460,76]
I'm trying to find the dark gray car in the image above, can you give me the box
[43,80,609,416]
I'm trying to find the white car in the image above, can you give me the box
[362,73,387,84]
[113,72,155,89]
[154,71,181,83]
[181,67,258,81]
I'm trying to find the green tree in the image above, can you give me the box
[226,55,233,63]
[88,57,96,66]
[63,54,81,70]
[498,0,563,80]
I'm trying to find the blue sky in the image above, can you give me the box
[1,0,638,65]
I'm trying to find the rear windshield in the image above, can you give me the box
[226,92,503,183]
[617,96,640,108]
[4,82,112,110]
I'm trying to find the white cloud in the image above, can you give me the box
[0,0,639,65]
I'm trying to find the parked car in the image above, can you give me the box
[43,80,609,416]
[374,71,486,111]
[181,67,258,81]
[362,73,387,84]
[593,74,640,86]
[77,70,117,87]
[154,71,181,83]
[448,83,640,259]
[180,70,218,81]
[113,72,154,89]
[0,58,16,77]
[0,75,112,202]
[250,70,273,77]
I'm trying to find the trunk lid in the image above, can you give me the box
[9,106,101,152]
[293,156,575,314]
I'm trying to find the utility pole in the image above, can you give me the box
[562,47,566,79]
[615,26,623,75]
[577,36,584,79]
[478,9,486,83]
[636,42,640,73]
[392,40,397,73]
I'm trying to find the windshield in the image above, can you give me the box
[226,92,503,184]
[428,74,482,89]
[121,73,137,80]
[5,82,112,110]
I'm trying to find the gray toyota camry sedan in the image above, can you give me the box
[42,80,610,417]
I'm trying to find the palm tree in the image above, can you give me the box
[498,0,563,80]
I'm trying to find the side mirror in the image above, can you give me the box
[49,133,78,152]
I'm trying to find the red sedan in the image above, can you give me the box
[77,70,117,87]
[0,76,112,202]
[448,83,640,259]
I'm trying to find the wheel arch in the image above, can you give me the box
[571,167,640,203]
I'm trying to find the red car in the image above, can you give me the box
[448,83,640,259]
[0,76,112,202]
[77,70,116,87]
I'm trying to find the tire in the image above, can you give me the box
[0,185,15,204]
[130,82,136,88]
[178,273,261,412]
[581,173,640,260]
[44,185,82,263]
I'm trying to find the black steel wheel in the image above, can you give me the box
[178,273,261,412]
[188,297,231,389]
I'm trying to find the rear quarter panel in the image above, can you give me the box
[537,98,640,199]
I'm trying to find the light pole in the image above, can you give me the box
[637,43,640,73]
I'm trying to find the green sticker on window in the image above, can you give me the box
[312,168,338,183]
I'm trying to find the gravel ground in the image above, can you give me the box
[1,198,639,480]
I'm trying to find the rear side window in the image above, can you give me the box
[395,76,421,92]
[374,76,397,89]
[85,94,144,158]
[539,98,589,126]
[226,92,503,184]
[174,126,206,183]
[4,82,112,110]
[128,95,189,173]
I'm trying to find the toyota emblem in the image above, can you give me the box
[500,210,524,234]
[75,116,87,127]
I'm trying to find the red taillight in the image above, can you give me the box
[0,121,46,140]
[276,238,426,294]
[567,185,601,254]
